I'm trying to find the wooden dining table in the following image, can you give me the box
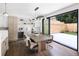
[30,33,53,55]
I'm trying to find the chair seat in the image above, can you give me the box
[30,42,38,49]
[24,36,38,50]
[45,39,53,44]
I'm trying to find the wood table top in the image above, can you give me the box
[30,33,53,43]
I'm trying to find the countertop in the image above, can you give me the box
[0,30,8,44]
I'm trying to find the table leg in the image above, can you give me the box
[38,41,46,55]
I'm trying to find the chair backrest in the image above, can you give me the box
[24,26,32,37]
[46,35,53,44]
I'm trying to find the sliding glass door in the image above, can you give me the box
[42,18,50,35]
[50,9,78,50]
[44,19,49,35]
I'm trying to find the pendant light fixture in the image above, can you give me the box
[34,7,39,11]
[34,7,39,20]
[3,2,8,16]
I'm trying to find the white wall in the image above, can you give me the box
[33,18,43,33]
[33,19,40,33]
[17,18,33,33]
[78,10,79,52]
[0,15,3,27]
[46,4,79,17]
[46,3,79,52]
[17,17,43,34]
[0,15,8,28]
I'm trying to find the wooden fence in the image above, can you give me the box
[50,23,77,33]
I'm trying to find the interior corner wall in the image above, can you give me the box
[78,9,79,52]
[46,3,79,52]
[0,15,8,28]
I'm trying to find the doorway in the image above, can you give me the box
[50,9,78,51]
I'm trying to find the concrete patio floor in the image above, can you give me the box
[51,33,77,49]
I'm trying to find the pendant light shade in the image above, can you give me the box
[3,2,8,16]
[34,7,39,11]
[3,12,8,16]
[34,7,39,20]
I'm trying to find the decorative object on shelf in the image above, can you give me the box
[20,19,24,21]
[19,28,23,31]
[24,23,26,24]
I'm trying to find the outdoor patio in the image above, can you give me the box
[51,33,77,50]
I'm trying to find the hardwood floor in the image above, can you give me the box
[47,42,79,56]
[5,40,79,56]
[5,40,37,56]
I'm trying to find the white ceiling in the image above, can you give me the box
[0,3,73,19]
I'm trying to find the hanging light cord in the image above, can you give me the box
[3,1,8,16]
[5,2,7,13]
[3,2,7,14]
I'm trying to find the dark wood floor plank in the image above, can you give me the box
[5,40,79,56]
[47,42,79,56]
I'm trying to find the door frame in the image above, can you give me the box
[42,18,50,35]
[48,9,78,51]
